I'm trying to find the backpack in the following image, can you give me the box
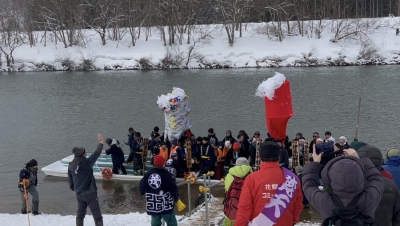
[322,192,376,226]
[223,175,247,220]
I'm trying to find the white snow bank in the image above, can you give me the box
[0,213,319,226]
[255,72,287,100]
[0,213,151,226]
[2,17,400,71]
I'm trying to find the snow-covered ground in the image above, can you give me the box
[2,17,400,72]
[0,213,319,226]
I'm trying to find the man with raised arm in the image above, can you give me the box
[68,134,104,226]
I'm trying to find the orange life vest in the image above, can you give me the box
[217,147,228,162]
[169,146,180,158]
[159,147,168,162]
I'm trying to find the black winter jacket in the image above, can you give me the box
[140,167,179,215]
[105,142,125,165]
[19,165,38,190]
[68,143,103,196]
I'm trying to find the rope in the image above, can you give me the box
[20,179,31,226]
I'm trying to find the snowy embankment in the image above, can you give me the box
[0,213,319,226]
[2,17,400,72]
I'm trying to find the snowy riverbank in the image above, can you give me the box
[0,213,319,226]
[2,18,400,72]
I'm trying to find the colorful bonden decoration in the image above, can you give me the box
[256,72,294,142]
[157,87,192,141]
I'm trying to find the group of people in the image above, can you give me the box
[18,127,400,226]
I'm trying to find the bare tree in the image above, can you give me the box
[81,0,124,45]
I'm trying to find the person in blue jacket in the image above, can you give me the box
[140,155,179,226]
[383,149,400,188]
[105,138,127,175]
[199,137,215,175]
[165,152,184,180]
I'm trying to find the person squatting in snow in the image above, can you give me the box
[68,133,105,226]
[140,155,179,226]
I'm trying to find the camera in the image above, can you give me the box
[316,143,334,154]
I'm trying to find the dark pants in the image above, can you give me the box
[134,155,143,172]
[215,162,225,180]
[76,192,102,220]
[126,149,134,163]
[151,210,177,226]
[20,186,39,213]
[112,163,127,175]
[200,159,211,175]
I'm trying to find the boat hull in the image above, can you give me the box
[42,154,223,184]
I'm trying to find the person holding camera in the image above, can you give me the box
[302,147,383,226]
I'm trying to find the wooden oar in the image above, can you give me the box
[355,98,362,140]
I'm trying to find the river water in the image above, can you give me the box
[1,66,399,222]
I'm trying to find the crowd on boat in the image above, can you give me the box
[17,126,400,226]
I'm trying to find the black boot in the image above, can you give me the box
[32,211,41,215]
[94,217,103,226]
[76,218,84,226]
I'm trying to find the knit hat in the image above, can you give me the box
[209,138,216,146]
[316,138,323,142]
[235,157,249,166]
[105,138,112,146]
[388,149,400,158]
[72,147,86,157]
[233,142,241,150]
[208,128,214,134]
[135,132,141,138]
[299,139,305,142]
[202,137,209,142]
[28,159,38,167]
[260,141,281,160]
[339,136,347,142]
[218,141,224,148]
[153,155,165,167]
[295,165,303,173]
[196,136,203,142]
[350,141,368,151]
[225,141,231,148]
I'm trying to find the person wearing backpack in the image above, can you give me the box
[222,157,253,225]
[302,146,384,226]
[235,141,303,226]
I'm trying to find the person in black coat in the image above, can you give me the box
[165,152,184,180]
[140,155,179,225]
[358,145,400,226]
[222,130,236,144]
[277,141,289,168]
[68,134,104,226]
[125,127,136,163]
[19,159,40,215]
[105,138,127,175]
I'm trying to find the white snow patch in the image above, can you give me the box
[0,213,153,226]
[255,72,287,100]
[0,213,319,226]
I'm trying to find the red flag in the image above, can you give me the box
[256,73,294,141]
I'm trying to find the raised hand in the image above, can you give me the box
[98,133,104,144]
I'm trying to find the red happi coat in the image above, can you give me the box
[235,162,303,226]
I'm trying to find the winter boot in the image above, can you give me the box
[76,218,84,226]
[94,217,103,226]
[32,211,41,215]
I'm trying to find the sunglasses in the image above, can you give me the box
[313,136,318,137]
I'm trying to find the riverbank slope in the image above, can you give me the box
[1,18,400,71]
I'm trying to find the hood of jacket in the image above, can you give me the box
[357,145,383,170]
[386,155,400,166]
[321,156,365,201]
[228,165,253,178]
